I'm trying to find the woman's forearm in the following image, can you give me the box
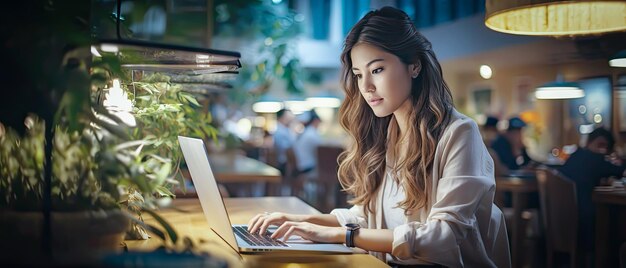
[302,214,341,226]
[351,228,394,253]
[303,215,395,252]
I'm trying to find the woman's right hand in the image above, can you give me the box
[247,212,306,235]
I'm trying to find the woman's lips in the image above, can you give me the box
[369,98,383,106]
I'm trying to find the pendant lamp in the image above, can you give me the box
[609,50,626,67]
[535,74,585,99]
[485,0,626,36]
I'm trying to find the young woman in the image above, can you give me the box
[248,7,510,267]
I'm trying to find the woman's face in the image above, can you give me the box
[350,43,416,118]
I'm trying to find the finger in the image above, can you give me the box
[250,216,267,234]
[259,218,274,236]
[247,214,263,231]
[271,221,293,239]
[281,225,299,242]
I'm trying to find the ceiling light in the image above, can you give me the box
[609,50,626,67]
[284,99,310,115]
[535,77,585,100]
[252,94,283,114]
[485,0,626,36]
[306,91,342,108]
[252,102,282,114]
[479,65,493,79]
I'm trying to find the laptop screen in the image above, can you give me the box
[178,136,239,251]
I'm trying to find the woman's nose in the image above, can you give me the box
[360,76,375,93]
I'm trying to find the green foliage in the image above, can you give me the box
[0,0,214,249]
[0,117,116,211]
[128,73,220,193]
[214,0,304,100]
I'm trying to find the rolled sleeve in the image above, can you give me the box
[330,205,367,227]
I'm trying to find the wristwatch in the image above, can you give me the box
[345,223,361,248]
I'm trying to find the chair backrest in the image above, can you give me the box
[284,147,298,178]
[316,145,344,183]
[536,167,578,253]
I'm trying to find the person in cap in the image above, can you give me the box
[481,115,499,146]
[490,116,534,170]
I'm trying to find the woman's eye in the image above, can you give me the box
[372,67,383,74]
[354,73,362,79]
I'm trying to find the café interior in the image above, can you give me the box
[1,0,626,267]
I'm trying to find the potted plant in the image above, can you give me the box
[0,0,223,265]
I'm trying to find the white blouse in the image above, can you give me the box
[331,110,511,268]
[381,171,406,231]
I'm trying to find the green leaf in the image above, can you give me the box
[179,92,201,108]
[141,208,178,245]
[155,185,174,197]
[155,162,172,186]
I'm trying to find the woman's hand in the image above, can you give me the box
[247,212,306,235]
[270,221,344,243]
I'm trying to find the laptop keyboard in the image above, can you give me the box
[232,226,288,247]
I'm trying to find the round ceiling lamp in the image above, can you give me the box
[609,50,626,67]
[485,0,626,36]
[535,75,585,100]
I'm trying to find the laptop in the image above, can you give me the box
[178,136,353,254]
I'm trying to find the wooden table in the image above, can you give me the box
[180,153,282,197]
[208,153,281,184]
[496,172,538,268]
[593,189,626,268]
[126,197,388,268]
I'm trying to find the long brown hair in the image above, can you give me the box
[337,7,453,214]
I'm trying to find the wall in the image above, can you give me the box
[443,56,624,160]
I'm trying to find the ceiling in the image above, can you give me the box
[441,32,626,75]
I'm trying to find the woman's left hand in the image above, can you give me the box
[270,221,344,243]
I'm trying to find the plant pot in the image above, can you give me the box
[0,209,129,266]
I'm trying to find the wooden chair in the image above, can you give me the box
[536,167,580,268]
[316,145,346,212]
[294,145,345,212]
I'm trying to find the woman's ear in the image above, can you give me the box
[410,62,421,78]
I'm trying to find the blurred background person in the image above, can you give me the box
[273,108,296,176]
[481,115,499,146]
[491,116,535,171]
[294,110,322,176]
[558,127,626,266]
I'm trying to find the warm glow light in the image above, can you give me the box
[306,97,341,108]
[610,58,626,67]
[252,101,282,113]
[609,50,626,67]
[91,46,102,57]
[593,114,602,123]
[479,65,493,79]
[519,110,539,124]
[535,78,584,100]
[285,100,310,115]
[253,116,266,127]
[485,0,626,36]
[235,118,252,140]
[535,86,585,99]
[100,44,119,53]
[103,79,136,127]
